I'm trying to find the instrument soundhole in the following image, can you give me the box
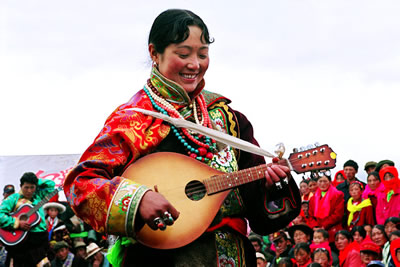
[185,180,206,201]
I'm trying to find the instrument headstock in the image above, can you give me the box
[288,144,336,174]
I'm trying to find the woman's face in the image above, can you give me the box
[371,227,387,247]
[317,177,330,192]
[300,182,310,195]
[336,174,345,183]
[353,231,364,243]
[295,248,310,266]
[367,175,380,191]
[335,234,350,251]
[349,185,362,200]
[308,181,317,193]
[313,251,329,267]
[150,26,209,94]
[385,221,398,236]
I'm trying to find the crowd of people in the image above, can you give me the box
[251,159,400,267]
[0,173,110,267]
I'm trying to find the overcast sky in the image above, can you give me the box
[1,0,400,182]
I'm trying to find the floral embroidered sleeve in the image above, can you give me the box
[64,91,170,236]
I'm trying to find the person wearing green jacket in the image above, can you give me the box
[0,172,55,266]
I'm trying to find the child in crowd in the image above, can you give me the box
[43,201,66,241]
[346,181,375,231]
[311,247,331,267]
[310,229,338,266]
[293,243,312,267]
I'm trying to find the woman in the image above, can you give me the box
[346,181,375,231]
[293,242,312,267]
[362,171,385,217]
[351,225,367,244]
[308,178,318,194]
[308,172,344,243]
[335,230,362,267]
[312,247,332,267]
[300,180,313,201]
[64,9,300,266]
[371,225,389,248]
[376,166,400,225]
[332,170,346,188]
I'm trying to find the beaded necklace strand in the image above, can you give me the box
[143,80,217,162]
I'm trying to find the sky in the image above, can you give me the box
[1,0,400,183]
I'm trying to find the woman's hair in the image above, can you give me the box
[335,230,352,242]
[367,171,381,182]
[384,216,400,227]
[389,230,400,240]
[307,263,322,267]
[312,247,331,261]
[351,225,367,239]
[300,180,309,185]
[294,242,311,254]
[372,225,389,240]
[349,181,364,190]
[314,228,329,239]
[20,172,38,186]
[148,9,214,54]
[277,257,294,267]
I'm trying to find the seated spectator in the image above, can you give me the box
[85,243,109,267]
[351,225,367,244]
[300,180,313,201]
[335,230,362,267]
[2,184,15,199]
[270,231,292,265]
[256,252,268,267]
[390,238,400,267]
[376,166,400,225]
[51,241,74,267]
[360,238,381,266]
[346,181,375,231]
[332,170,346,188]
[293,243,312,267]
[311,247,331,267]
[288,224,313,245]
[308,172,344,243]
[310,229,338,267]
[371,225,388,248]
[249,233,264,253]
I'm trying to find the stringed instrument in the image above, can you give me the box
[122,144,336,249]
[0,187,63,246]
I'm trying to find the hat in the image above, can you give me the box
[3,184,15,194]
[256,252,266,261]
[272,230,288,242]
[375,160,395,173]
[54,225,66,232]
[288,224,313,240]
[360,239,381,255]
[344,160,359,171]
[364,161,377,171]
[74,240,87,249]
[53,241,69,252]
[367,261,385,267]
[248,233,263,244]
[43,202,66,214]
[85,243,102,260]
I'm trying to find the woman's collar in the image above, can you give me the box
[150,66,205,107]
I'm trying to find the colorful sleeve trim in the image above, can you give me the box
[106,179,150,236]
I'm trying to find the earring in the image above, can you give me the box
[153,61,158,68]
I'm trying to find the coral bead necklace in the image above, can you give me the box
[144,79,216,162]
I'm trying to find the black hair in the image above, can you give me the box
[351,226,367,239]
[335,230,352,242]
[148,9,214,54]
[367,171,381,182]
[300,180,309,185]
[372,225,389,240]
[307,263,322,267]
[384,216,400,227]
[294,242,311,255]
[277,257,294,267]
[312,247,331,261]
[389,230,400,240]
[314,229,329,239]
[20,172,38,186]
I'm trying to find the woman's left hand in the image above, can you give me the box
[264,164,291,188]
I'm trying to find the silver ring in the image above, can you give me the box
[163,211,174,225]
[275,181,282,190]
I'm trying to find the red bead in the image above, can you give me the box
[206,152,213,159]
[272,157,279,163]
[198,147,207,156]
[190,153,197,158]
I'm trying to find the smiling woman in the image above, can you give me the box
[63,9,301,266]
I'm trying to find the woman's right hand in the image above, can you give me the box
[138,190,180,230]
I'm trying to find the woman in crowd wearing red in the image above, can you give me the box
[346,181,375,231]
[335,230,362,267]
[332,170,346,188]
[362,171,385,213]
[300,180,313,201]
[376,166,400,225]
[308,172,344,243]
